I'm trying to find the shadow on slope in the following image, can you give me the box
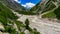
[54,6,60,20]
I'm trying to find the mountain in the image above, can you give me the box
[39,0,60,20]
[30,0,60,14]
[40,0,60,12]
[29,2,41,14]
[0,0,25,11]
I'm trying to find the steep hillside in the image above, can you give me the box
[41,0,60,20]
[0,0,25,11]
[41,0,60,12]
[0,2,18,34]
[30,0,60,14]
[29,2,41,14]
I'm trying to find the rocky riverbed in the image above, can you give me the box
[14,11,60,34]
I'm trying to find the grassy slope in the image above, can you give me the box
[42,6,60,19]
[42,11,56,18]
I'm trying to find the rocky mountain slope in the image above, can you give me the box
[0,0,26,11]
[30,0,60,14]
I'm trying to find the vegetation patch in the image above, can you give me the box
[42,11,56,18]
[15,10,37,15]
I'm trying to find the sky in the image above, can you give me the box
[14,0,42,8]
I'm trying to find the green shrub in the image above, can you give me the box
[5,26,16,34]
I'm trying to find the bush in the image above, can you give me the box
[5,26,16,34]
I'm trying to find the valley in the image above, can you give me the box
[0,0,60,34]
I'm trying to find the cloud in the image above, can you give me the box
[22,2,35,8]
[14,0,21,3]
